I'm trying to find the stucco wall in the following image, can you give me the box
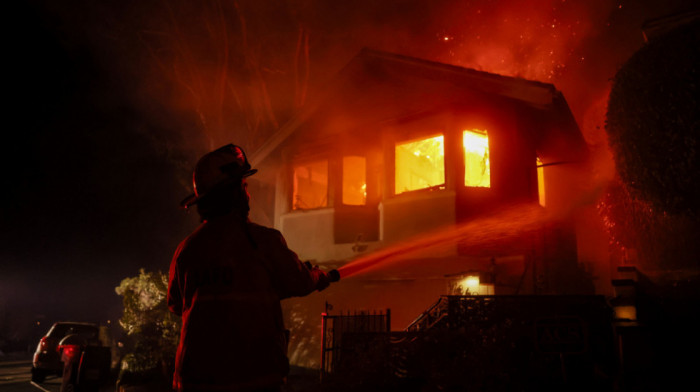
[380,190,456,251]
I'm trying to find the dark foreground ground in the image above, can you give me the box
[0,352,116,392]
[0,353,322,392]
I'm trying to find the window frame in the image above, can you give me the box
[341,155,368,206]
[392,132,447,197]
[291,158,330,211]
[462,128,491,188]
[536,156,545,206]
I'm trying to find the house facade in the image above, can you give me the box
[248,49,604,366]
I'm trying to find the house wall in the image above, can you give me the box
[279,208,383,262]
[274,105,573,265]
[269,82,593,297]
[266,113,598,370]
[280,208,334,261]
[536,152,596,294]
[246,52,610,370]
[380,190,456,247]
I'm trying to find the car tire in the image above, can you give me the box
[31,368,46,383]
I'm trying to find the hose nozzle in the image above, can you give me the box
[328,269,340,282]
[304,261,340,283]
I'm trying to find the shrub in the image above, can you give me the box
[115,269,180,384]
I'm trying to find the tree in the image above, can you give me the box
[606,20,699,217]
[603,20,700,269]
[115,269,180,380]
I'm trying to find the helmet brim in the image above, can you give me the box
[179,168,257,209]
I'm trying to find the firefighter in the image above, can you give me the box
[168,144,331,392]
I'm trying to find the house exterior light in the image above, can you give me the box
[613,305,637,321]
[611,279,637,321]
[449,272,495,295]
[463,275,480,290]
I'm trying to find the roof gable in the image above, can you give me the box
[252,48,582,165]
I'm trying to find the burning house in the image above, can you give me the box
[248,49,605,368]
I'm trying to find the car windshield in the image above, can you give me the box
[47,324,98,339]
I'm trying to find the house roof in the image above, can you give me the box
[251,48,583,165]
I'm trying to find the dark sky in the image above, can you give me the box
[2,0,697,337]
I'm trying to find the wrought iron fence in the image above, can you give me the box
[324,296,617,391]
[320,309,390,375]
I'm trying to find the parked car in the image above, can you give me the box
[31,322,101,383]
[58,332,112,392]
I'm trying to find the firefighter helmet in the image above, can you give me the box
[180,144,257,209]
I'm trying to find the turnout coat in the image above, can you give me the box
[168,212,326,391]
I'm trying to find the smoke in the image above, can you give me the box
[36,0,694,163]
[49,0,694,184]
[34,1,694,265]
[428,1,607,79]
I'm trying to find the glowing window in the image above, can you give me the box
[395,135,445,194]
[537,157,545,206]
[463,129,490,187]
[451,274,495,295]
[293,160,328,210]
[342,156,367,205]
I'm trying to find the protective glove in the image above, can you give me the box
[314,268,331,291]
[303,262,337,291]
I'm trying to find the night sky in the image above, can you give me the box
[2,0,697,341]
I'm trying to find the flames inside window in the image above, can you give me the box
[395,135,445,195]
[293,160,328,210]
[463,129,490,188]
[537,157,545,206]
[343,156,367,205]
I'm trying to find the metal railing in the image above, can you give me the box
[405,296,449,332]
[320,295,616,390]
[321,309,390,375]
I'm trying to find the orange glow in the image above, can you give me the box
[614,305,637,320]
[438,2,601,83]
[537,157,545,206]
[462,275,480,289]
[463,129,490,187]
[343,156,367,205]
[293,160,328,210]
[453,274,495,295]
[395,135,445,195]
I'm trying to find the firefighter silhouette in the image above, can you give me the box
[169,144,333,392]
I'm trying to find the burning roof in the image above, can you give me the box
[251,48,587,167]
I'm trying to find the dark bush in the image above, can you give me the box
[606,20,699,217]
